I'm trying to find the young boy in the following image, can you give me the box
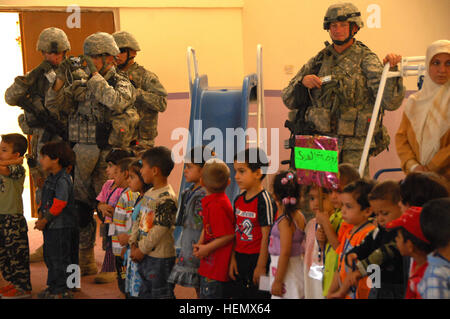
[129,146,178,299]
[169,146,214,295]
[315,163,359,297]
[111,157,137,294]
[418,198,450,299]
[344,180,405,299]
[0,133,32,299]
[327,180,376,299]
[386,207,433,299]
[229,147,276,299]
[34,141,78,299]
[193,159,235,299]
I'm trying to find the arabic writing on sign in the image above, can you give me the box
[294,147,338,173]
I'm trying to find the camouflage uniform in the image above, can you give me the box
[113,31,167,149]
[47,32,137,252]
[5,27,72,188]
[0,165,31,292]
[282,3,405,175]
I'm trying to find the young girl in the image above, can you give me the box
[168,146,213,296]
[269,170,306,299]
[303,185,335,299]
[327,179,376,299]
[95,148,134,284]
[123,159,151,299]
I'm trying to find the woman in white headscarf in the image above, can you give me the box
[396,40,450,181]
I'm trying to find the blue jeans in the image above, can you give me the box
[137,255,175,299]
[43,227,79,294]
[199,276,227,299]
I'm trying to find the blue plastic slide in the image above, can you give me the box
[174,47,258,252]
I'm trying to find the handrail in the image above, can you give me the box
[187,46,199,94]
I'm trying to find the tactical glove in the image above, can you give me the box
[83,56,98,74]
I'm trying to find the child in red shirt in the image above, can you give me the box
[229,148,276,299]
[193,159,235,299]
[387,207,433,299]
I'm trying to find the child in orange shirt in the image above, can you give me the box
[327,179,376,299]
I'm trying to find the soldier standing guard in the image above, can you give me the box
[282,2,405,176]
[48,32,138,277]
[5,27,75,263]
[112,31,168,151]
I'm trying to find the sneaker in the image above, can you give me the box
[37,287,52,299]
[0,284,14,296]
[1,287,32,299]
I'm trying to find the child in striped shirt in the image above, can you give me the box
[111,157,139,295]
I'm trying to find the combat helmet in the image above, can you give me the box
[36,27,71,53]
[83,32,120,56]
[323,3,363,45]
[323,2,364,30]
[112,31,141,51]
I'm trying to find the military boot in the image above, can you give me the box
[79,247,98,276]
[29,244,44,263]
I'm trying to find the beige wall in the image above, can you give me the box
[118,7,244,92]
[242,0,450,91]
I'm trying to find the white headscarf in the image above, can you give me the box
[404,39,450,165]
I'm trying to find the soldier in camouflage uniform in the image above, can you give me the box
[282,3,405,176]
[4,27,75,263]
[113,31,168,150]
[47,32,138,276]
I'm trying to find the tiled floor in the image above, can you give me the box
[0,215,197,299]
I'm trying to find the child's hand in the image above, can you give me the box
[315,210,329,226]
[271,280,285,297]
[229,254,239,281]
[34,218,48,231]
[252,266,267,285]
[130,246,145,263]
[118,233,130,246]
[104,205,115,217]
[348,269,362,287]
[192,244,209,259]
[120,247,127,259]
[315,225,327,245]
[346,253,358,268]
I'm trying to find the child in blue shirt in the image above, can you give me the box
[418,198,450,299]
[35,141,78,299]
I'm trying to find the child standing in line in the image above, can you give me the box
[319,163,359,297]
[386,207,433,299]
[229,148,276,299]
[0,134,32,299]
[345,180,405,299]
[110,157,138,295]
[129,146,178,299]
[327,179,376,299]
[34,141,78,299]
[389,172,449,299]
[193,159,235,299]
[168,146,214,295]
[418,198,450,299]
[95,148,134,284]
[269,170,306,299]
[303,185,334,299]
[123,159,151,299]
